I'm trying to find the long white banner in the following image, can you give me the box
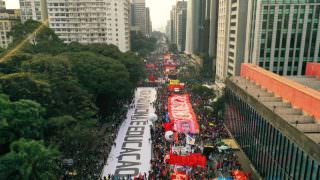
[101,87,156,178]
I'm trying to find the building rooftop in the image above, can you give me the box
[230,76,320,145]
[287,76,320,91]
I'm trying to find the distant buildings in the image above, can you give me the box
[225,63,320,179]
[145,7,152,37]
[216,0,229,81]
[185,0,218,55]
[216,0,320,82]
[19,0,47,23]
[130,0,151,37]
[0,1,20,48]
[46,0,130,52]
[175,1,187,52]
[165,20,171,41]
[216,0,248,81]
[169,5,176,44]
[166,1,187,52]
[185,0,201,54]
[245,0,320,76]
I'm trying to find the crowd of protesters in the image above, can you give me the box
[95,52,252,180]
[60,106,128,180]
[145,53,252,180]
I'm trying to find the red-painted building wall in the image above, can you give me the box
[240,64,320,122]
[306,62,320,79]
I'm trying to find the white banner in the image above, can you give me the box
[101,87,157,178]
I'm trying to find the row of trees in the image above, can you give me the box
[0,20,146,179]
[130,31,157,57]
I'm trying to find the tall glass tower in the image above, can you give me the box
[245,0,320,76]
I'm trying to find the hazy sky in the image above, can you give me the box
[5,0,181,31]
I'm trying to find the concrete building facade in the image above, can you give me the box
[226,0,248,77]
[208,0,218,58]
[216,0,230,81]
[145,7,152,37]
[175,1,187,52]
[0,1,20,48]
[215,0,248,82]
[170,5,176,44]
[46,0,130,52]
[245,0,320,76]
[19,0,48,23]
[225,63,320,179]
[165,19,171,42]
[131,0,146,36]
[185,0,201,54]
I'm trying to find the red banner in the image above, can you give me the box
[171,171,188,180]
[232,170,249,180]
[168,153,206,168]
[165,66,177,73]
[168,84,184,91]
[168,94,199,134]
[164,54,171,60]
[149,74,156,82]
[145,63,157,68]
[163,122,173,132]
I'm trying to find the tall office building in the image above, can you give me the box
[207,0,219,79]
[131,0,147,36]
[166,20,171,42]
[0,0,5,9]
[185,0,198,54]
[175,1,187,52]
[170,5,177,44]
[46,0,130,52]
[208,0,218,58]
[185,0,218,56]
[0,1,21,48]
[215,0,248,82]
[225,63,320,179]
[245,0,320,76]
[19,0,48,23]
[145,7,152,37]
[185,0,203,54]
[216,0,229,81]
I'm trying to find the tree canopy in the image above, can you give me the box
[130,31,157,57]
[0,139,60,180]
[0,19,147,178]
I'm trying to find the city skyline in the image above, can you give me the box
[5,0,182,31]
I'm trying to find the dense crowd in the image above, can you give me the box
[95,53,252,180]
[145,55,251,179]
[61,107,128,180]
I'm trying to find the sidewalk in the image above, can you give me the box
[222,135,262,180]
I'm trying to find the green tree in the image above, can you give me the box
[67,52,131,117]
[169,43,178,53]
[0,53,33,74]
[0,94,45,150]
[0,139,60,180]
[86,44,145,85]
[212,94,225,119]
[191,84,215,100]
[21,54,97,119]
[49,80,97,119]
[8,20,64,54]
[0,73,51,107]
[131,31,156,57]
[22,54,73,82]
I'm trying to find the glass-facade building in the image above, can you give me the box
[225,87,320,179]
[245,0,320,76]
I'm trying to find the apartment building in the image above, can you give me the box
[47,0,130,52]
[0,1,20,48]
[19,0,48,22]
